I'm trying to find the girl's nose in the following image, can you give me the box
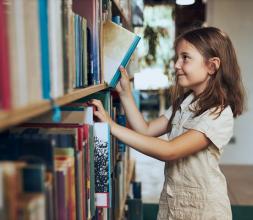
[174,59,181,70]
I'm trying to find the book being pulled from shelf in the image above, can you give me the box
[103,21,141,88]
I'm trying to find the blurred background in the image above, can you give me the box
[0,0,252,219]
[129,0,253,217]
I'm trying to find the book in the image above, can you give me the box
[48,0,64,98]
[54,148,76,220]
[0,0,11,110]
[22,164,46,193]
[38,0,51,100]
[0,162,19,220]
[117,115,127,152]
[23,117,92,219]
[74,15,88,88]
[103,21,141,87]
[72,0,101,85]
[23,0,43,105]
[93,122,111,208]
[5,0,29,108]
[62,0,76,93]
[18,193,46,220]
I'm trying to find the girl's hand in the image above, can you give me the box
[116,66,131,98]
[90,99,114,127]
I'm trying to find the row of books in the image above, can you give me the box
[0,90,131,220]
[0,0,90,109]
[0,0,141,111]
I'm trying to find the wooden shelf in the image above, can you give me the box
[0,84,107,131]
[112,0,132,30]
[119,159,135,220]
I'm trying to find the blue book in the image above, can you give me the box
[22,164,46,193]
[117,115,127,152]
[103,21,141,88]
[38,0,51,99]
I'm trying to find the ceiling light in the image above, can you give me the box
[176,0,195,5]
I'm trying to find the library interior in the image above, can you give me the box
[0,0,252,220]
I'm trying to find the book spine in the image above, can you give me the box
[74,14,79,88]
[0,0,11,109]
[48,0,64,98]
[38,0,51,100]
[23,0,43,104]
[82,18,88,87]
[94,122,110,208]
[14,0,28,106]
[61,0,69,94]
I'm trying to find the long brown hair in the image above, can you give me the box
[168,27,245,132]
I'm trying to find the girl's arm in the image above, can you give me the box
[91,99,210,161]
[116,67,168,137]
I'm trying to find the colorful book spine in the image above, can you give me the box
[72,0,100,85]
[54,148,76,220]
[38,0,51,99]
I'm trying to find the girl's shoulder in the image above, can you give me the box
[184,105,234,150]
[203,105,233,121]
[186,103,233,122]
[188,105,234,128]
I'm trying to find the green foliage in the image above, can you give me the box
[143,25,169,66]
[143,25,158,65]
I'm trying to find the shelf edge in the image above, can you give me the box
[0,84,107,131]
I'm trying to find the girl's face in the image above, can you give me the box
[175,39,211,95]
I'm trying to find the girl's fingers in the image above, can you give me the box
[93,111,104,121]
[91,99,104,112]
[116,83,121,91]
[119,66,129,79]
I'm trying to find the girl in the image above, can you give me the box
[91,27,245,220]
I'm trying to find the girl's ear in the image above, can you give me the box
[207,57,220,75]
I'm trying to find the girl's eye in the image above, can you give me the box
[182,55,189,60]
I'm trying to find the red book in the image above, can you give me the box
[0,0,11,109]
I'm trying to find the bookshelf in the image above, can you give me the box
[0,0,137,219]
[0,84,107,131]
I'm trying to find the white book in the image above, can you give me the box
[48,0,64,98]
[14,0,28,107]
[6,0,28,108]
[93,122,111,208]
[23,0,42,104]
[103,21,140,87]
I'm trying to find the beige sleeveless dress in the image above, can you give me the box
[157,94,233,220]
